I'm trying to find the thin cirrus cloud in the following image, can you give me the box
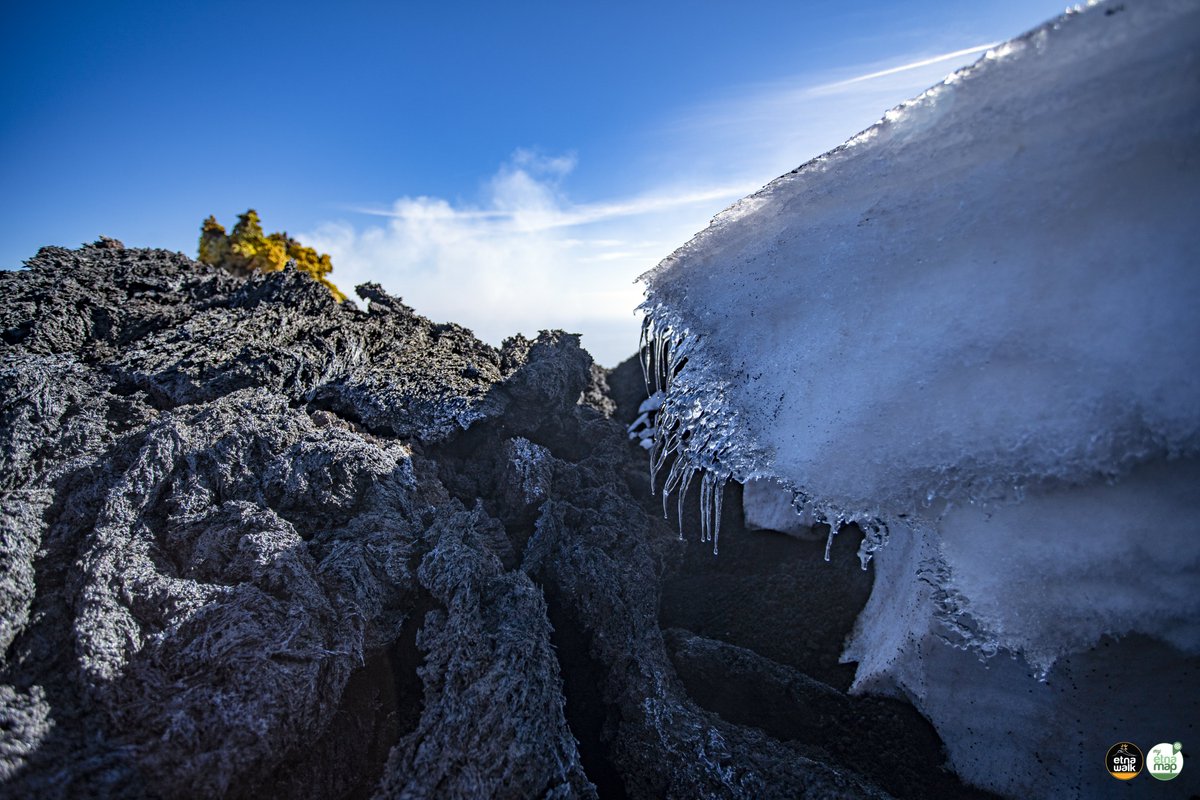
[300,44,996,367]
[346,182,758,234]
[810,42,999,91]
[658,41,1000,186]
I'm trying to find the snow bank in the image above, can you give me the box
[639,1,1200,796]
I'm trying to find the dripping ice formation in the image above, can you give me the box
[638,332,732,554]
[638,1,1200,798]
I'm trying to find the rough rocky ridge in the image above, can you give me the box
[0,241,991,798]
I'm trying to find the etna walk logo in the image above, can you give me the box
[1106,742,1143,780]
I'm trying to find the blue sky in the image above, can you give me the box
[1,0,1069,364]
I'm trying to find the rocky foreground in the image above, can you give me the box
[0,241,992,799]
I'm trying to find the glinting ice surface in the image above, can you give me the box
[641,0,1200,561]
[642,0,1200,536]
[639,1,1200,797]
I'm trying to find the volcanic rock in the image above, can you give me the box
[0,241,988,799]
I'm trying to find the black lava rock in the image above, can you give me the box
[0,241,983,799]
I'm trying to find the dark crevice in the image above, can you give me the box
[430,406,629,797]
[3,321,32,345]
[654,477,1002,799]
[658,480,872,690]
[664,629,1002,800]
[387,601,432,744]
[545,591,627,800]
[429,424,503,500]
[102,394,151,435]
[103,373,179,411]
[261,602,431,799]
[303,391,396,439]
[427,422,543,569]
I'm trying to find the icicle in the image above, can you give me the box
[652,328,662,393]
[662,456,687,520]
[648,436,659,495]
[824,518,841,562]
[667,332,687,383]
[635,311,742,557]
[711,475,726,555]
[651,428,676,481]
[639,316,653,391]
[676,464,696,538]
[655,330,668,394]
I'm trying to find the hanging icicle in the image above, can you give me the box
[637,311,730,555]
[635,306,889,566]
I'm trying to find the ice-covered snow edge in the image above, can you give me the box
[636,0,1200,796]
[637,0,1200,551]
[638,304,889,563]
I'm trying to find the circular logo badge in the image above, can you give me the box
[1106,742,1143,780]
[1146,742,1184,781]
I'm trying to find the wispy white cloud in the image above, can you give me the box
[301,45,993,367]
[810,42,999,92]
[302,152,746,365]
[655,42,998,186]
[344,182,759,232]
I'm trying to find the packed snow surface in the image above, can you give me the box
[640,0,1200,797]
[642,0,1200,530]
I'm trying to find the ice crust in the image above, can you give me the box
[639,1,1200,797]
[741,478,819,540]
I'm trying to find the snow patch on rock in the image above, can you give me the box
[639,0,1200,796]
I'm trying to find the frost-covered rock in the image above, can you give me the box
[1,241,928,798]
[639,1,1200,797]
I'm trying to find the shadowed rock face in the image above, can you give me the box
[0,242,979,799]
